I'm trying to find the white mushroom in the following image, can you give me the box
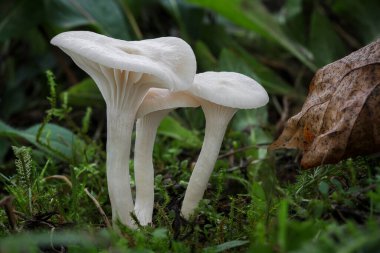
[134,88,200,225]
[181,72,269,219]
[51,31,196,227]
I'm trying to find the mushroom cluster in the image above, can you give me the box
[51,31,269,228]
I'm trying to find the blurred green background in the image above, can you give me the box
[2,0,379,121]
[1,0,379,163]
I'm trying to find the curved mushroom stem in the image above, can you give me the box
[134,109,171,225]
[181,103,236,219]
[107,111,136,228]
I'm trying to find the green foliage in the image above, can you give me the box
[331,0,380,43]
[3,146,56,218]
[0,121,84,162]
[63,78,104,108]
[309,8,347,67]
[12,146,33,193]
[12,146,33,214]
[158,116,202,149]
[204,240,249,252]
[81,107,92,135]
[45,0,132,39]
[1,137,380,252]
[0,0,44,41]
[218,49,297,96]
[187,0,317,70]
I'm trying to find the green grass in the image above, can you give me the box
[1,142,379,252]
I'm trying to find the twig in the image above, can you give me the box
[218,143,270,159]
[49,227,65,253]
[275,96,290,133]
[0,196,17,232]
[44,175,73,188]
[84,188,112,228]
[255,54,295,73]
[318,0,361,49]
[358,184,377,194]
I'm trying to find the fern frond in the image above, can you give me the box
[45,70,57,109]
[12,146,34,214]
[12,146,33,191]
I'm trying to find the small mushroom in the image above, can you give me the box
[181,71,269,219]
[134,88,200,225]
[51,31,196,227]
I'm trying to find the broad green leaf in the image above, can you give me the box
[63,78,104,108]
[158,116,201,149]
[318,181,329,197]
[194,41,218,71]
[251,182,267,212]
[45,0,131,39]
[283,0,303,18]
[194,20,232,54]
[309,9,347,67]
[232,107,268,131]
[204,240,249,252]
[187,0,317,71]
[135,0,208,40]
[281,0,307,46]
[151,228,168,239]
[0,0,44,41]
[0,121,85,163]
[218,49,296,96]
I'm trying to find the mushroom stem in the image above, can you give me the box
[134,109,171,225]
[181,104,236,219]
[107,110,136,227]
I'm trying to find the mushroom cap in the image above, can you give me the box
[190,72,269,109]
[51,31,196,90]
[137,88,200,118]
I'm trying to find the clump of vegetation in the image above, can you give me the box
[1,72,379,252]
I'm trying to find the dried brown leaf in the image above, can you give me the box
[270,40,380,168]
